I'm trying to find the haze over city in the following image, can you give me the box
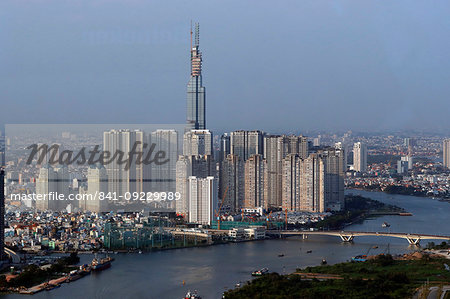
[1,0,450,132]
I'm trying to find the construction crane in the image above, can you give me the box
[214,186,228,230]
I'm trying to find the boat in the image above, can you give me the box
[306,250,312,253]
[251,268,269,276]
[91,256,113,271]
[352,255,367,262]
[184,290,202,299]
[381,222,390,228]
[278,254,284,257]
[372,246,378,249]
[321,259,327,265]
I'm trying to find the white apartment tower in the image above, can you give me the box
[353,142,367,172]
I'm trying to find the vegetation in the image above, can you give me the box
[312,195,403,230]
[224,255,450,299]
[426,241,450,250]
[0,252,80,289]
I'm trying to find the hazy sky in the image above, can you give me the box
[1,0,449,133]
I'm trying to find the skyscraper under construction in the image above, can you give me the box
[186,23,206,131]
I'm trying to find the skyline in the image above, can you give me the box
[1,1,450,133]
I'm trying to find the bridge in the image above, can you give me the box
[4,247,21,263]
[267,230,450,245]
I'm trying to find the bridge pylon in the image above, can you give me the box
[339,234,354,242]
[405,236,421,245]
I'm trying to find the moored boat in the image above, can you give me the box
[251,267,269,276]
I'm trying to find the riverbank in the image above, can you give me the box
[348,186,450,203]
[311,194,405,230]
[223,253,450,299]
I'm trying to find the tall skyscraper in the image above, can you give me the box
[244,154,268,209]
[444,139,450,169]
[0,169,5,261]
[103,129,144,198]
[230,130,264,161]
[188,176,217,225]
[183,130,212,156]
[186,23,206,131]
[353,142,367,172]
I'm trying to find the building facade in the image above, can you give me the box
[353,142,367,172]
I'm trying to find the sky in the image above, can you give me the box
[1,0,450,134]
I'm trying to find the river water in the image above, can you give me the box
[2,191,450,299]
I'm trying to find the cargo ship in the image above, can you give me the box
[91,256,113,271]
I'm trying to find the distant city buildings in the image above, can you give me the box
[397,156,413,174]
[353,142,367,172]
[35,165,70,211]
[444,139,450,169]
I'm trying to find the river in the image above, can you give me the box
[2,190,450,299]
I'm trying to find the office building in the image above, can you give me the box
[186,23,206,131]
[353,142,367,172]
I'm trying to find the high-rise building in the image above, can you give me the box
[219,133,231,162]
[320,148,345,211]
[103,130,144,198]
[183,130,212,156]
[282,154,325,212]
[444,139,450,169]
[230,130,264,161]
[86,164,109,213]
[175,155,215,217]
[281,149,344,213]
[220,154,244,213]
[186,23,206,131]
[263,135,309,207]
[35,165,69,211]
[353,142,367,172]
[188,176,217,225]
[244,154,268,209]
[0,169,5,260]
[148,130,178,194]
